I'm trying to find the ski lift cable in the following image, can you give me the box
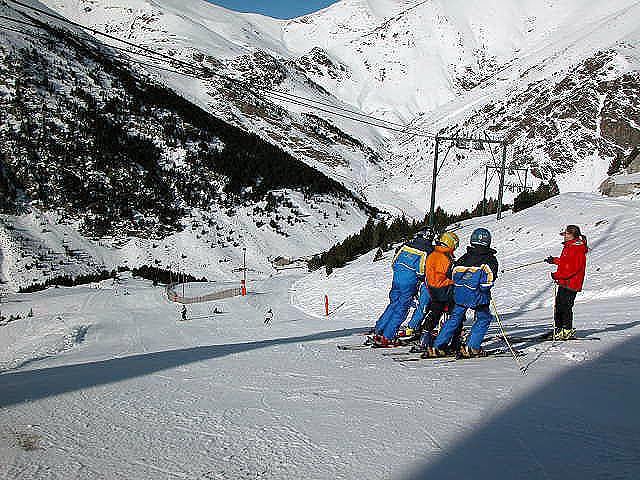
[0,20,46,38]
[0,24,436,139]
[0,20,214,80]
[0,30,201,95]
[5,14,435,138]
[3,2,196,69]
[262,90,434,136]
[4,0,437,138]
[0,14,238,82]
[259,87,422,132]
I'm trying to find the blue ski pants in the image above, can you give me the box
[407,282,431,330]
[374,265,420,339]
[433,304,494,350]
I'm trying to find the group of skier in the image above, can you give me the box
[372,223,588,358]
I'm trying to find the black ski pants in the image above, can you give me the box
[428,301,449,330]
[554,286,577,330]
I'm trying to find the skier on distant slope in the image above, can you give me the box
[427,228,498,358]
[372,228,435,347]
[545,225,588,340]
[264,307,273,326]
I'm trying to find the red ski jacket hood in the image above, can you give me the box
[551,238,588,292]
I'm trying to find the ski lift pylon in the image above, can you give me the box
[473,140,485,150]
[455,137,469,149]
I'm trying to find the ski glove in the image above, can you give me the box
[544,256,555,264]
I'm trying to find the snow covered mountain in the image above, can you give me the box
[0,1,371,291]
[2,0,639,289]
[35,0,640,215]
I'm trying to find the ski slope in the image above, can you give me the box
[1,192,640,479]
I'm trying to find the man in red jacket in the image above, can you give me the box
[545,225,588,340]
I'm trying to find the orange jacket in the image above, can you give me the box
[426,246,454,289]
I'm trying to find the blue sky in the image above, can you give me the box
[207,0,339,19]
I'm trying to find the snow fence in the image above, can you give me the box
[166,283,242,304]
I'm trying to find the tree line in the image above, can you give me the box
[17,264,208,293]
[309,180,559,274]
[0,27,368,239]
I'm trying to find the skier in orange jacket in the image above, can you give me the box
[413,231,459,351]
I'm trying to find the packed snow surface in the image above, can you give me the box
[2,193,639,479]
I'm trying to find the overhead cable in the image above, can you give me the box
[4,0,437,137]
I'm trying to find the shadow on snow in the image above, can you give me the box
[485,320,640,345]
[402,334,640,480]
[0,327,366,408]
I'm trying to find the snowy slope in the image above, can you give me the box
[383,2,640,213]
[2,0,638,287]
[1,193,639,479]
[34,0,390,204]
[0,192,368,291]
[294,192,640,321]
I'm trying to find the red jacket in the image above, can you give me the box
[551,238,587,291]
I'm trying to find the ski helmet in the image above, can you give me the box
[415,226,435,241]
[470,228,492,247]
[437,231,459,250]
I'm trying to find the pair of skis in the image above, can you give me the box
[484,331,601,344]
[387,346,527,363]
[337,330,600,357]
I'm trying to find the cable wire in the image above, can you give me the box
[0,18,215,80]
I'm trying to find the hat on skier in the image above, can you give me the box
[470,228,492,247]
[437,231,459,250]
[415,226,435,241]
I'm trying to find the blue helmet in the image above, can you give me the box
[470,228,492,247]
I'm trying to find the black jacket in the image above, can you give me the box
[454,245,499,279]
[404,236,434,255]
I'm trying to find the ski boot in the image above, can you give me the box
[399,327,413,337]
[550,328,564,341]
[421,346,448,359]
[409,344,427,354]
[372,335,397,348]
[458,345,487,358]
[559,328,576,340]
[396,327,422,345]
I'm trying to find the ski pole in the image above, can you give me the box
[551,283,558,342]
[490,298,526,375]
[500,260,545,274]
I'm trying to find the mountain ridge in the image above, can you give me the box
[36,0,640,216]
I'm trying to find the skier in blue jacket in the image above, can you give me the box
[427,228,498,357]
[373,228,434,347]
